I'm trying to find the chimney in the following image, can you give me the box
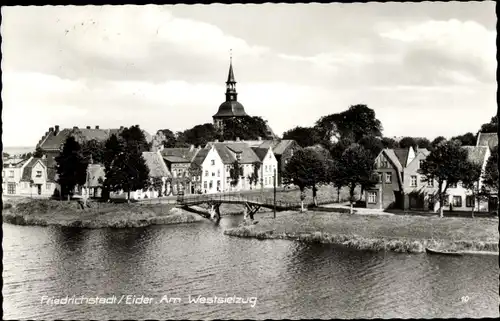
[95,125,100,129]
[54,125,60,135]
[236,137,240,142]
[86,126,91,129]
[49,127,54,132]
[73,126,78,130]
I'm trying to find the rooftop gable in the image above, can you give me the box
[476,132,498,151]
[142,152,171,178]
[462,146,489,166]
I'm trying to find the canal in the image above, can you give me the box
[3,215,499,319]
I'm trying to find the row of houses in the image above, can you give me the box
[365,132,498,212]
[2,125,301,200]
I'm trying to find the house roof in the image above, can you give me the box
[38,127,152,151]
[382,149,403,172]
[221,142,260,163]
[3,158,28,168]
[161,147,199,163]
[462,146,489,165]
[393,148,410,168]
[142,152,171,178]
[87,164,106,187]
[251,147,269,161]
[476,132,498,151]
[20,158,44,181]
[416,148,430,156]
[272,140,296,155]
[192,147,210,166]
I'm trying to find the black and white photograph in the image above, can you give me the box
[1,2,498,319]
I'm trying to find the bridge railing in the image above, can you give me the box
[177,193,339,210]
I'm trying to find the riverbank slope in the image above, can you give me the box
[2,198,204,228]
[224,211,499,254]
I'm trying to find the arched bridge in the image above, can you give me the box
[177,193,303,221]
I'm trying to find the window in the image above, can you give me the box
[205,171,208,177]
[9,170,14,178]
[380,159,388,168]
[211,160,215,165]
[385,173,392,183]
[410,176,417,187]
[36,170,42,178]
[269,153,272,159]
[203,182,207,189]
[466,196,475,207]
[427,179,434,187]
[209,181,213,189]
[217,170,220,177]
[226,166,229,172]
[236,153,241,161]
[212,172,215,177]
[368,192,377,204]
[452,196,462,207]
[7,183,16,194]
[378,173,382,183]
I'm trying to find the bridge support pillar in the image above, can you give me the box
[208,202,222,221]
[244,202,261,221]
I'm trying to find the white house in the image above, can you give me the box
[198,144,226,194]
[444,146,491,212]
[251,146,278,188]
[2,156,57,197]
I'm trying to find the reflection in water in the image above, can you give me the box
[3,217,499,320]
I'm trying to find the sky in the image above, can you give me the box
[1,2,497,147]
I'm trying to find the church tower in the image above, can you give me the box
[213,53,249,130]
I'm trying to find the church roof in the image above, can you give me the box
[213,101,248,118]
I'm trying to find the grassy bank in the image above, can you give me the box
[2,198,203,228]
[224,211,499,254]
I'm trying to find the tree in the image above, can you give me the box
[156,129,177,148]
[120,125,151,153]
[247,162,261,190]
[316,104,383,144]
[431,136,447,150]
[329,137,355,159]
[282,126,322,148]
[334,144,377,214]
[178,123,219,147]
[461,161,485,218]
[81,139,105,164]
[415,137,432,150]
[55,136,88,201]
[102,134,124,200]
[479,115,498,133]
[151,177,164,197]
[418,140,469,217]
[221,116,271,141]
[451,132,477,147]
[358,135,384,159]
[326,159,347,203]
[398,137,418,150]
[381,137,398,149]
[229,160,243,190]
[33,146,44,158]
[282,149,327,211]
[483,145,498,193]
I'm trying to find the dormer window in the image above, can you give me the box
[236,153,241,161]
[36,171,42,178]
[211,160,215,166]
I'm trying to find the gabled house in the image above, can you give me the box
[139,151,172,198]
[365,148,407,210]
[84,163,106,198]
[218,142,261,191]
[445,146,491,212]
[161,146,200,195]
[3,158,31,196]
[251,146,278,188]
[199,144,226,194]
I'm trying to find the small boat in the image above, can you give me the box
[425,248,463,256]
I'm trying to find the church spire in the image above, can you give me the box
[225,49,237,102]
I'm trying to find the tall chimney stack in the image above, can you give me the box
[54,125,60,135]
[95,125,100,129]
[86,126,91,129]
